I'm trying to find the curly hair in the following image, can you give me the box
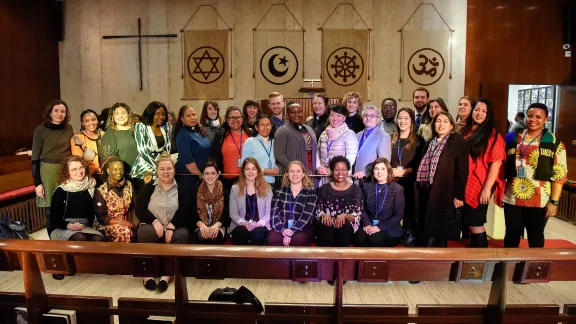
[342,91,363,111]
[281,161,314,188]
[106,103,135,131]
[57,156,91,184]
[42,100,71,126]
[329,155,350,172]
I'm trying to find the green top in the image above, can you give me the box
[31,123,74,163]
[101,129,138,173]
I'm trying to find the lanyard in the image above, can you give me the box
[358,127,375,150]
[231,131,243,156]
[375,183,389,216]
[327,140,335,154]
[257,138,272,160]
[289,190,301,218]
[518,130,543,160]
[246,190,257,219]
[397,140,408,165]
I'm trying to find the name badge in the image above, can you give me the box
[288,219,294,228]
[518,167,525,178]
[372,219,379,226]
[237,159,242,168]
[268,161,273,169]
[516,160,522,168]
[397,166,403,171]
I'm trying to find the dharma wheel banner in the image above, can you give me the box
[183,30,229,99]
[322,29,369,99]
[401,30,450,101]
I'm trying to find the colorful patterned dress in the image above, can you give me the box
[94,180,135,242]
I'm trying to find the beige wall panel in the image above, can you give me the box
[60,0,467,131]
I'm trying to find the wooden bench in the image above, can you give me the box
[2,240,576,323]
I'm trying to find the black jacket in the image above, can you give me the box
[135,183,192,229]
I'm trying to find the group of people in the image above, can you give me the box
[30,87,568,290]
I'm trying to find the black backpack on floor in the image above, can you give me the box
[0,216,32,240]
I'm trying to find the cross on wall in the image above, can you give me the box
[102,18,178,91]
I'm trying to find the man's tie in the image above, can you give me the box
[415,113,422,129]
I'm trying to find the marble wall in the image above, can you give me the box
[60,0,467,130]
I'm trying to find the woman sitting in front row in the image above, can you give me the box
[194,161,228,244]
[316,156,362,247]
[229,158,272,245]
[355,158,405,247]
[135,152,190,292]
[268,161,318,246]
[49,156,105,279]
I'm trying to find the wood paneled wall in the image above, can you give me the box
[465,0,572,135]
[0,0,61,157]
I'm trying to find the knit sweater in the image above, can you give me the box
[31,123,74,186]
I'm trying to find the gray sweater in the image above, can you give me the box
[273,123,318,173]
[228,184,273,233]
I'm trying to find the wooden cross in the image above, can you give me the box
[102,18,178,90]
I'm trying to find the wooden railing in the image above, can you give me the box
[2,240,576,323]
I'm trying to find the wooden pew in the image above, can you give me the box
[2,240,576,323]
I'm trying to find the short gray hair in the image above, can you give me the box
[362,105,381,119]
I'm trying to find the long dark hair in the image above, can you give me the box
[423,97,448,125]
[242,99,262,125]
[221,106,250,137]
[141,101,168,127]
[171,105,207,150]
[460,99,497,160]
[200,100,221,126]
[392,108,418,151]
[79,109,99,131]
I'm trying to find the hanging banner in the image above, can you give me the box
[183,30,229,99]
[322,29,368,99]
[255,30,303,98]
[401,30,450,101]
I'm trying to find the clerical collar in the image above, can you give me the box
[45,122,66,131]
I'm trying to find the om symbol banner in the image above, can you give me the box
[401,30,450,101]
[322,29,369,99]
[255,30,303,98]
[183,30,229,99]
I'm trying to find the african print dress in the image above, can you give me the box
[94,180,135,242]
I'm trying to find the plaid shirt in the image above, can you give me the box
[271,186,317,233]
[416,135,449,184]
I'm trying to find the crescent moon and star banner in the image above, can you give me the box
[255,30,303,98]
[183,30,229,99]
[322,29,369,99]
[400,30,450,101]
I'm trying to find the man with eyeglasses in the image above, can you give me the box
[380,98,398,136]
[353,106,392,180]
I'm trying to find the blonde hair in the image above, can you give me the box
[237,158,270,197]
[281,161,314,188]
[269,92,283,100]
[155,151,174,169]
[342,91,363,111]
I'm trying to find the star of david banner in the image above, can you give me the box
[255,30,303,98]
[322,29,369,99]
[400,31,450,101]
[183,30,229,99]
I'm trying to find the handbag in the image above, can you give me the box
[208,286,264,312]
[445,207,462,241]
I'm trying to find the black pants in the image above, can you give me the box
[316,222,354,247]
[504,204,548,248]
[136,224,190,244]
[355,229,403,247]
[194,228,225,245]
[230,226,268,245]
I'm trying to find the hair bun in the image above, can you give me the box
[159,151,171,159]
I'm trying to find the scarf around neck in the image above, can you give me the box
[321,123,350,142]
[59,176,96,197]
[197,179,224,226]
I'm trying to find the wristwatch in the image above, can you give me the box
[549,199,559,206]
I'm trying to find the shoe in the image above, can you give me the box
[409,281,420,284]
[52,274,65,280]
[144,279,157,291]
[327,280,347,286]
[157,280,168,292]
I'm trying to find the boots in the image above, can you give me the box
[470,232,488,248]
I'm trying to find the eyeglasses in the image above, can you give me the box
[227,116,242,121]
[363,114,379,119]
[382,106,397,110]
[70,167,84,173]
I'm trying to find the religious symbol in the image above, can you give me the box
[407,48,445,86]
[326,47,364,86]
[260,46,298,85]
[187,46,225,84]
[102,18,177,91]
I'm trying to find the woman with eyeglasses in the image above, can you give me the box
[241,115,278,184]
[353,106,392,180]
[209,106,251,191]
